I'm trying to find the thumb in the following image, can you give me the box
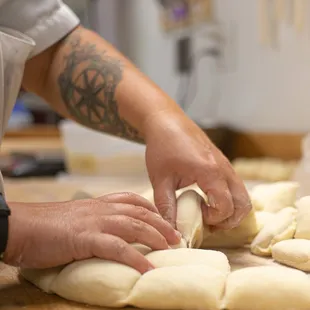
[153,178,177,228]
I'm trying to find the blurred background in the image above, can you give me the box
[3,0,310,199]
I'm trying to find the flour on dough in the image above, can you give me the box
[250,207,297,256]
[223,266,310,310]
[249,181,298,212]
[272,239,310,271]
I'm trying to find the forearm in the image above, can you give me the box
[22,26,183,142]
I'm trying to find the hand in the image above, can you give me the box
[145,111,252,230]
[3,193,181,273]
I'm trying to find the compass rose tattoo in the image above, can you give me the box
[57,31,142,143]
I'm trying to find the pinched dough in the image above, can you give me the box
[250,207,297,256]
[201,209,258,248]
[295,196,310,239]
[249,181,299,212]
[142,184,259,249]
[223,266,310,310]
[272,239,310,271]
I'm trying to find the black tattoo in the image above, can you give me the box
[58,31,142,142]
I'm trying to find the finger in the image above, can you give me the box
[98,192,159,214]
[197,178,234,226]
[215,175,252,230]
[99,214,170,250]
[101,204,181,245]
[153,178,177,228]
[87,233,154,273]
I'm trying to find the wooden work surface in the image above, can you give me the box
[0,177,151,310]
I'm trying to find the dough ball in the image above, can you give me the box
[176,190,204,248]
[128,265,226,310]
[145,248,230,274]
[21,266,63,294]
[272,239,310,271]
[201,209,258,249]
[51,259,140,308]
[295,196,310,239]
[255,211,276,231]
[223,266,310,310]
[249,181,299,212]
[250,207,297,256]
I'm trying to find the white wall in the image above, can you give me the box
[115,0,310,133]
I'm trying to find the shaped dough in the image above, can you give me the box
[51,259,140,308]
[223,266,310,310]
[176,190,204,248]
[250,207,297,256]
[201,209,259,249]
[255,211,276,231]
[295,196,310,239]
[272,239,310,271]
[145,248,230,273]
[250,181,299,212]
[20,189,230,309]
[128,265,226,310]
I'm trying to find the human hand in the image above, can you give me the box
[145,112,252,230]
[3,193,181,273]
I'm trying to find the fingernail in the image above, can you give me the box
[175,230,182,239]
[147,266,154,272]
[208,194,217,209]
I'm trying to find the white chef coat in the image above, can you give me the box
[0,0,80,195]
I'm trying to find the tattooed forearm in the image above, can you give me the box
[57,31,143,143]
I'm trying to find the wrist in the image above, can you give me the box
[143,108,189,143]
[0,195,10,262]
[2,202,25,266]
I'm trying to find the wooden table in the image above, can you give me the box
[0,177,151,309]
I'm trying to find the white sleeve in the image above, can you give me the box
[0,0,80,57]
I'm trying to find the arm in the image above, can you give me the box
[22,25,251,230]
[22,25,184,143]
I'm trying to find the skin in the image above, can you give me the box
[3,25,252,273]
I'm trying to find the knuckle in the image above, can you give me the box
[113,240,129,257]
[130,218,145,233]
[135,206,150,218]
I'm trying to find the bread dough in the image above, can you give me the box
[249,181,299,212]
[255,211,276,231]
[223,266,310,310]
[272,239,310,271]
[201,209,258,248]
[250,207,297,256]
[175,190,204,248]
[20,189,231,309]
[295,196,310,239]
[232,158,297,182]
[21,184,288,309]
[128,265,226,310]
[142,184,259,249]
[22,248,230,309]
